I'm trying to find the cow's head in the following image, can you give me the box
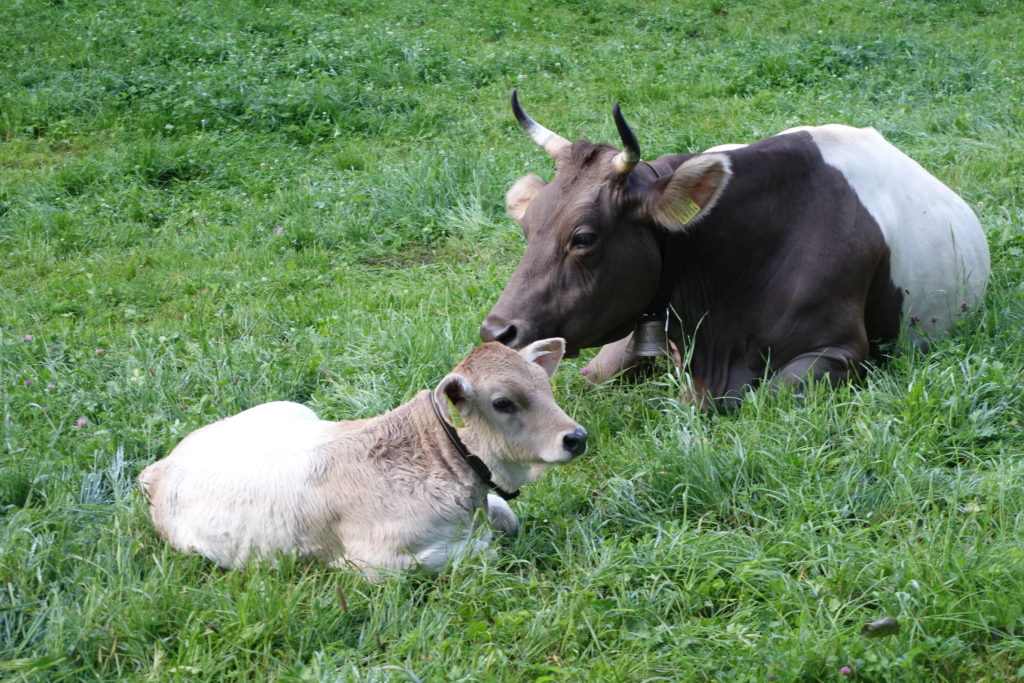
[480,90,732,356]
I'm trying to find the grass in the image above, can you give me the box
[2,0,1023,679]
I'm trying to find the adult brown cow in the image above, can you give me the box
[480,90,990,409]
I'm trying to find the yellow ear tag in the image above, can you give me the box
[446,396,466,428]
[675,198,702,224]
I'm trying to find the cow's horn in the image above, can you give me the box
[511,89,571,158]
[611,102,641,176]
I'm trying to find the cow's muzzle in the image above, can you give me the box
[483,313,590,358]
[480,317,581,358]
[479,316,527,349]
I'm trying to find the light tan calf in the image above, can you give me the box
[138,339,586,574]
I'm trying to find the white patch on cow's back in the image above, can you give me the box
[702,142,748,153]
[780,124,990,340]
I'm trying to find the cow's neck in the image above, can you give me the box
[666,218,766,407]
[634,159,678,318]
[631,156,731,393]
[648,228,679,318]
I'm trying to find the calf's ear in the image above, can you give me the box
[435,373,476,420]
[646,153,732,231]
[506,174,548,225]
[519,337,566,379]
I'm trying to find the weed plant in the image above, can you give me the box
[2,0,1023,680]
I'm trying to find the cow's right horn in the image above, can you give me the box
[611,102,641,176]
[511,89,571,158]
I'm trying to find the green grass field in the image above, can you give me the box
[2,0,1023,679]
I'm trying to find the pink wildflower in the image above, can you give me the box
[76,417,88,428]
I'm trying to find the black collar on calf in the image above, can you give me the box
[427,392,520,501]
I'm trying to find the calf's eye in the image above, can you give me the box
[492,397,517,414]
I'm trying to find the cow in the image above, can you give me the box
[138,339,587,575]
[480,90,990,410]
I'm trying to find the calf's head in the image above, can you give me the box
[480,90,732,355]
[434,339,586,481]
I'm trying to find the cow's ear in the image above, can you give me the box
[519,337,566,379]
[435,373,476,420]
[506,174,548,225]
[647,154,732,231]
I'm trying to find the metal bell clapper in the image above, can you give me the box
[626,314,670,358]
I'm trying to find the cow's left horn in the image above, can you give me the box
[611,102,641,176]
[511,89,571,158]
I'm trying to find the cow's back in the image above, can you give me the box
[781,124,990,338]
[672,131,891,355]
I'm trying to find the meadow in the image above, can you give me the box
[2,0,1023,679]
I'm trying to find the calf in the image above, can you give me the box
[138,339,587,574]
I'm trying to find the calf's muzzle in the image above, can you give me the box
[562,426,588,458]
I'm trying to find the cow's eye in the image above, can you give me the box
[492,397,517,414]
[571,232,597,250]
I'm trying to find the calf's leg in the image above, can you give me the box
[487,494,518,536]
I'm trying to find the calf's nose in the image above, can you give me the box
[562,426,588,457]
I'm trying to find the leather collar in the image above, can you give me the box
[427,392,519,501]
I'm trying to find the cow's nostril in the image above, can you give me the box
[481,321,518,346]
[562,426,588,457]
[495,324,517,346]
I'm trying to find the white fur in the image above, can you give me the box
[781,124,990,338]
[140,402,347,569]
[702,142,749,153]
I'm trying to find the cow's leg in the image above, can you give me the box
[677,378,715,412]
[772,346,864,389]
[581,334,682,384]
[580,334,639,384]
